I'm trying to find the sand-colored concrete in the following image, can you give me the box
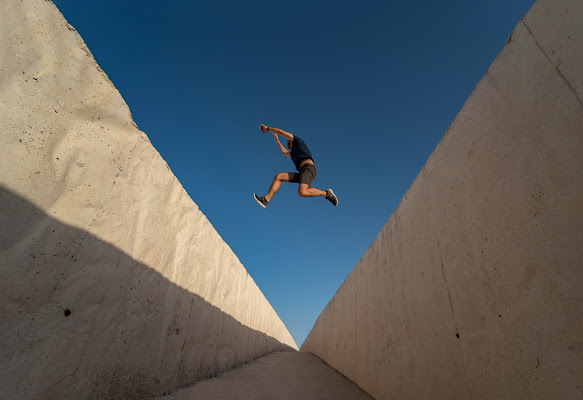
[0,1,296,399]
[158,351,373,400]
[302,0,583,399]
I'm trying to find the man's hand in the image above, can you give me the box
[273,133,290,157]
[260,125,294,141]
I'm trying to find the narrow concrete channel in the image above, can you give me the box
[158,351,373,400]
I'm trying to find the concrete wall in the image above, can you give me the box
[0,1,296,399]
[301,1,583,399]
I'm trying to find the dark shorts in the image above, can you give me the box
[288,163,316,186]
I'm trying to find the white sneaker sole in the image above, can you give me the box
[254,194,266,209]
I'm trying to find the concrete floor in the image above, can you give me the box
[157,351,374,400]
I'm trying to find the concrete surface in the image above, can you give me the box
[157,351,373,400]
[302,0,583,399]
[0,1,296,399]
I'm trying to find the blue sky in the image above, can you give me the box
[53,0,534,346]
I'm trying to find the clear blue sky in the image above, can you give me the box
[53,0,534,347]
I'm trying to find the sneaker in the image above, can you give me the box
[325,189,338,206]
[254,193,268,208]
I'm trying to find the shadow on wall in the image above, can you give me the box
[0,185,295,400]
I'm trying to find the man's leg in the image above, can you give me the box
[255,172,297,208]
[296,165,338,206]
[298,184,326,198]
[298,183,338,206]
[265,172,293,202]
[296,164,325,198]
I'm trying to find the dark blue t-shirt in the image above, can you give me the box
[290,135,313,170]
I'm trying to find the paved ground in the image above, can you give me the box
[157,351,373,400]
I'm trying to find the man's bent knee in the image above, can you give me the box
[274,173,287,181]
[298,187,310,197]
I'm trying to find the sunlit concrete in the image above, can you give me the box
[302,0,583,399]
[158,351,373,400]
[0,1,296,399]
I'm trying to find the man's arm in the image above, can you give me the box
[259,124,294,141]
[272,133,291,157]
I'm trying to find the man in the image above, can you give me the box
[254,124,338,208]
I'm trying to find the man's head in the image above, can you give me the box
[287,140,293,151]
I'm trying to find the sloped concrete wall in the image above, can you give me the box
[301,1,583,399]
[0,1,296,399]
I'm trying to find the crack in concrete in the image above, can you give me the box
[177,296,196,385]
[424,180,474,400]
[354,283,358,379]
[521,20,583,109]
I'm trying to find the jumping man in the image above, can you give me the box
[254,124,338,208]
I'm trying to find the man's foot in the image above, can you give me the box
[254,193,269,208]
[325,189,338,206]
